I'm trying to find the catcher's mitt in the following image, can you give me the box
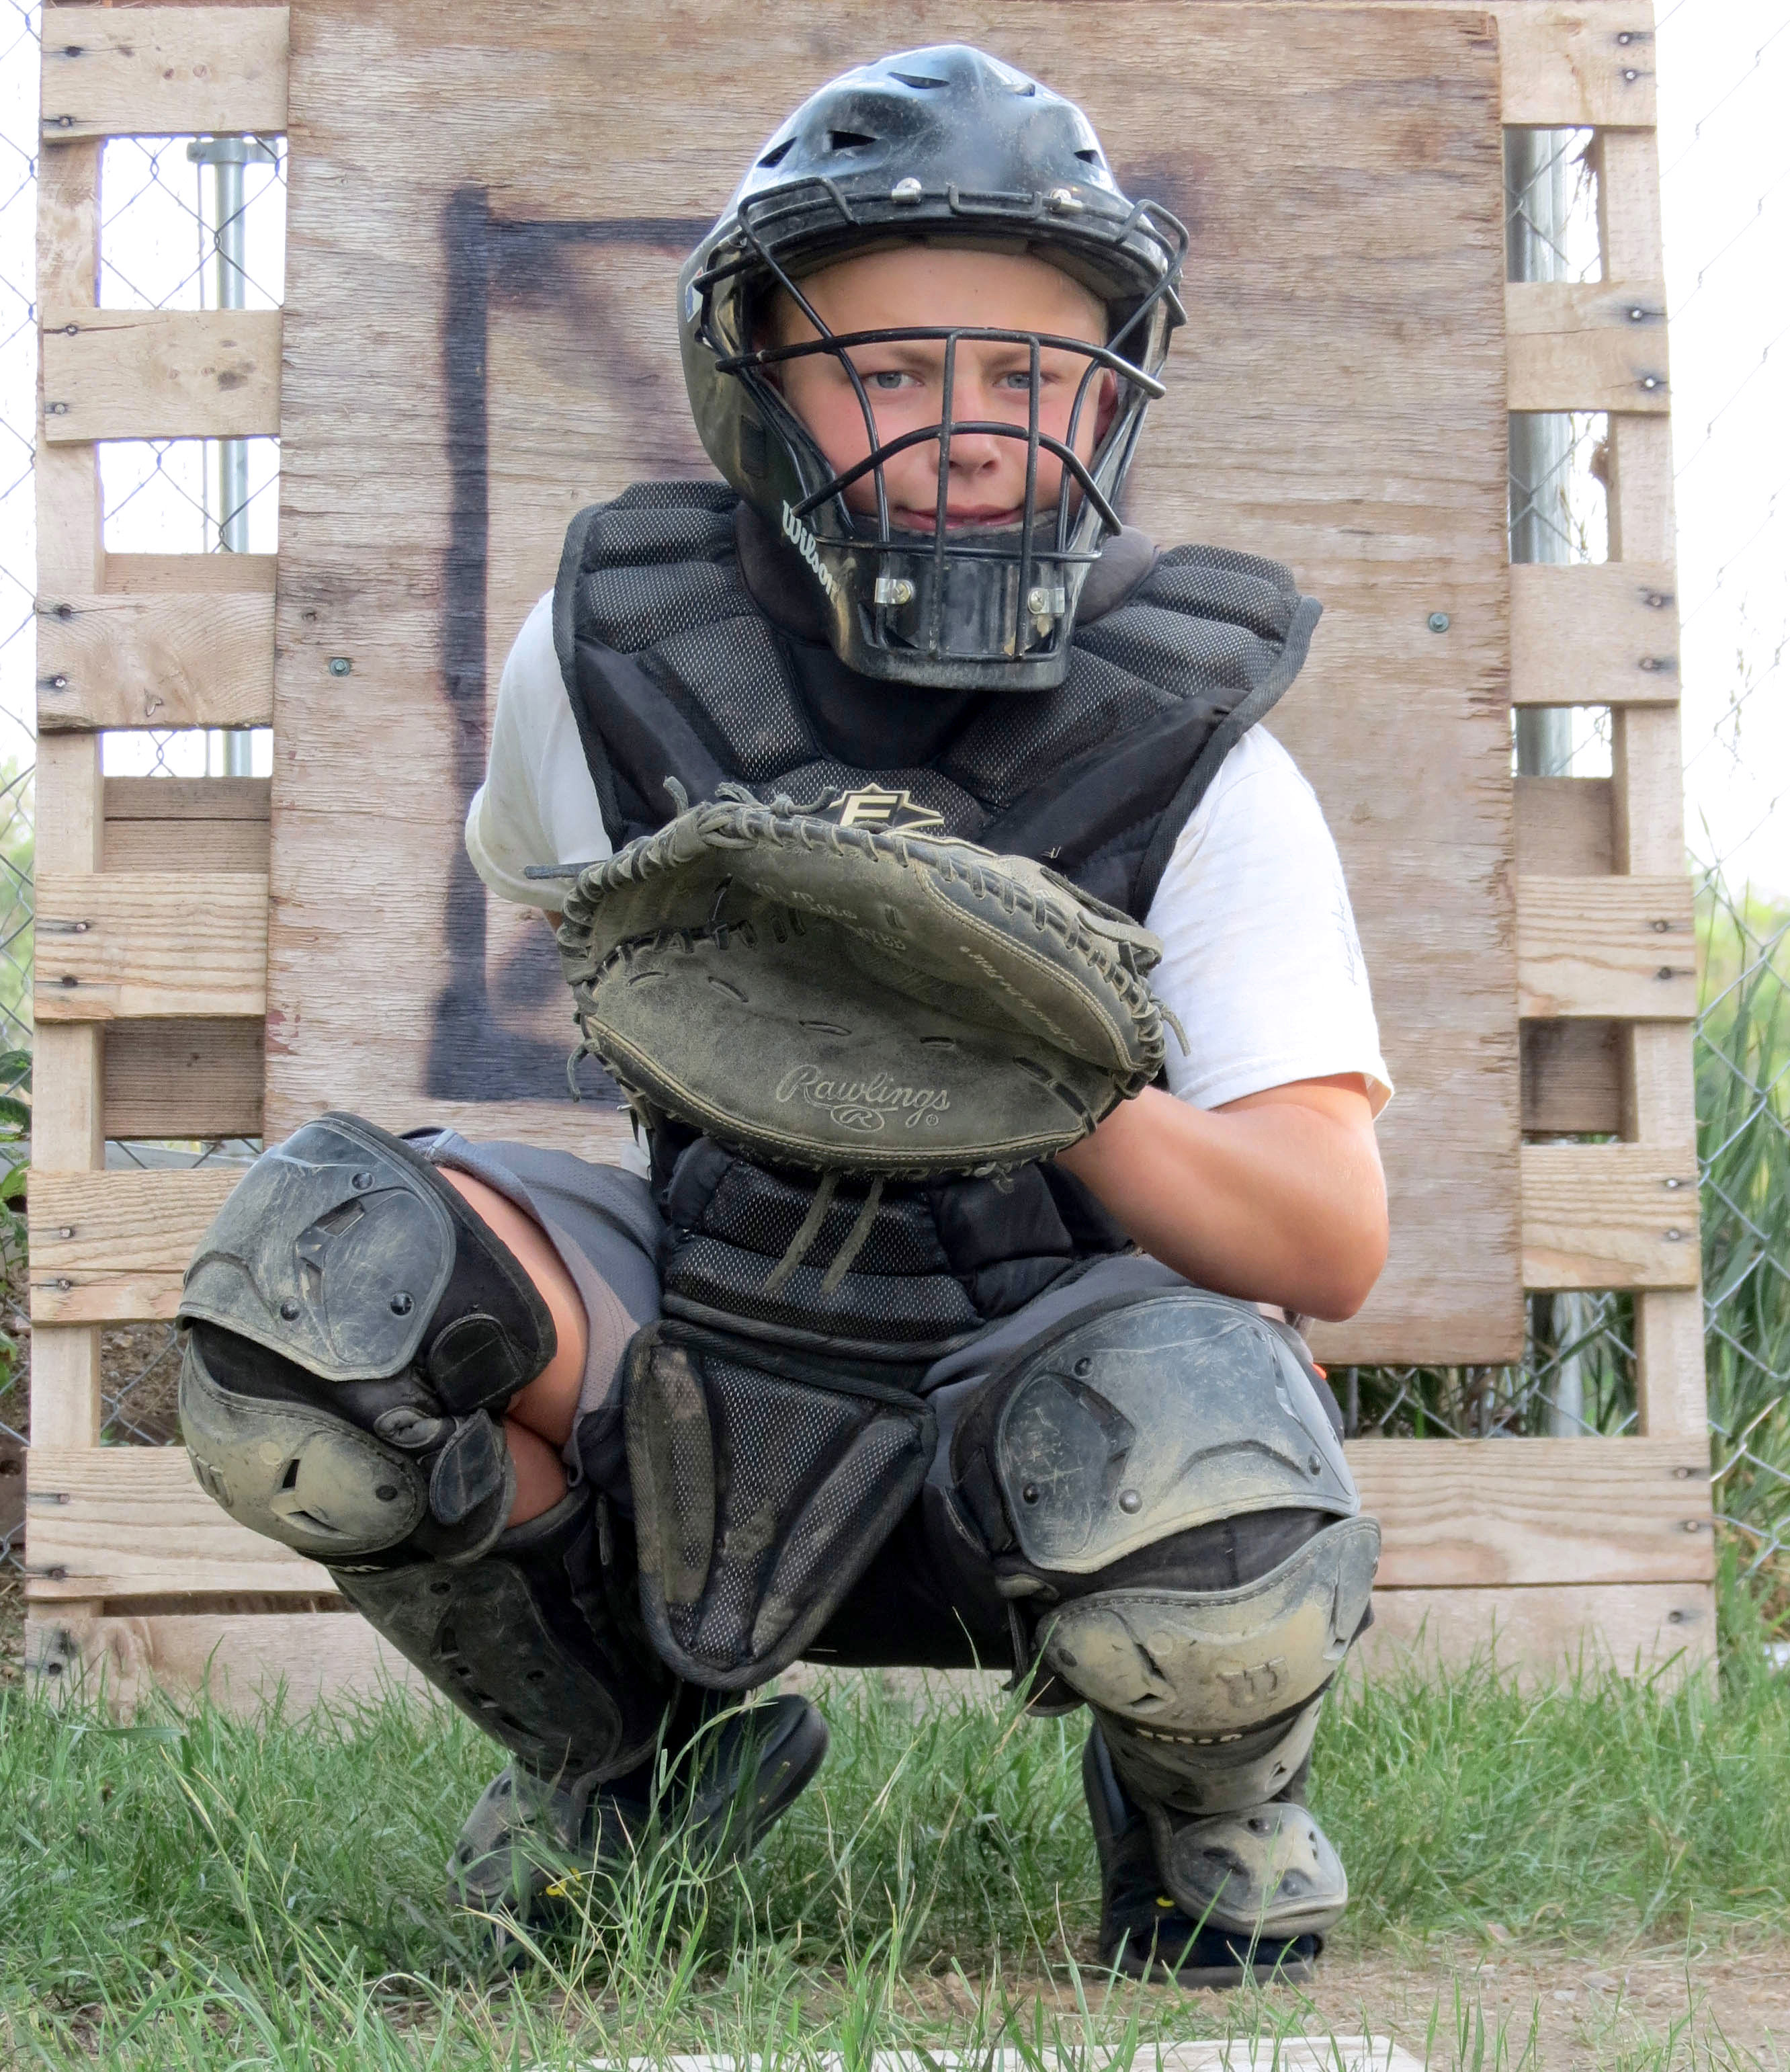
[552,786,1174,1178]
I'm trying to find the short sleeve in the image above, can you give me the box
[464,591,613,907]
[1142,727,1393,1115]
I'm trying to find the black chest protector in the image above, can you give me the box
[550,485,1320,1688]
[552,481,1319,922]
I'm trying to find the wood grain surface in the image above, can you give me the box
[272,1,1521,1364]
[34,870,269,1020]
[40,307,282,442]
[1515,776,1614,878]
[1506,281,1670,413]
[30,1167,243,1323]
[1353,1436,1713,1587]
[24,1578,1710,1714]
[40,5,289,140]
[38,591,275,731]
[24,1608,430,1718]
[26,1444,333,1600]
[103,550,278,595]
[1489,1,1656,126]
[1510,560,1678,707]
[1521,1141,1701,1290]
[1520,1017,1622,1136]
[103,1018,265,1138]
[103,776,271,874]
[24,1432,1713,1605]
[1517,874,1697,1019]
[1357,1582,1711,1685]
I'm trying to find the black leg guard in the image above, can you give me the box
[332,1484,675,1783]
[335,1484,830,1925]
[1082,1725,1319,1989]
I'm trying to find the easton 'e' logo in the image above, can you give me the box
[829,785,946,833]
[781,501,843,604]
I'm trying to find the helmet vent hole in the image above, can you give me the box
[1075,148,1103,166]
[757,138,794,169]
[890,71,946,89]
[828,130,877,151]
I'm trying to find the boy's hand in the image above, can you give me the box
[1055,1074,1388,1322]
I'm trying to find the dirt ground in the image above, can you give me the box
[901,1940,1790,2069]
[1299,1942,1789,2067]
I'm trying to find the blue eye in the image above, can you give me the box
[869,370,910,390]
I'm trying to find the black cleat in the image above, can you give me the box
[1082,1726,1320,1989]
[451,1690,828,1923]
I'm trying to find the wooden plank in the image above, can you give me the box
[1493,2,1656,127]
[1521,1142,1701,1290]
[1355,1436,1711,1588]
[30,1168,242,1325]
[29,1430,1711,1604]
[1635,1286,1709,1440]
[1595,127,1664,282]
[40,308,282,444]
[1507,282,1669,415]
[1514,776,1613,877]
[40,6,290,140]
[1625,1018,1697,1147]
[1510,561,1679,708]
[24,1610,430,1716]
[273,1,1523,1366]
[103,1020,265,1140]
[104,552,279,595]
[1517,874,1696,1019]
[1606,415,1676,565]
[33,140,106,1476]
[30,1585,1712,1711]
[33,870,269,1022]
[1356,1583,1712,1687]
[32,138,107,1587]
[105,778,272,874]
[26,1445,331,1602]
[1521,1018,1621,1136]
[105,776,271,823]
[39,591,275,732]
[1613,704,1688,876]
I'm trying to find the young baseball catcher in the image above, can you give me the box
[176,46,1393,1987]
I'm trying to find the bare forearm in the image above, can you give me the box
[1055,1082,1388,1320]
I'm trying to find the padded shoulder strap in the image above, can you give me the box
[553,483,744,845]
[1128,577,1322,916]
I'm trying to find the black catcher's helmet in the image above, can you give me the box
[679,46,1187,691]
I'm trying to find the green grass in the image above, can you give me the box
[3,1570,1788,2068]
[1697,881,1790,1622]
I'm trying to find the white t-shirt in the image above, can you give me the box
[467,591,1392,1116]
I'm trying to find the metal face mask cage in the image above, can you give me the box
[688,175,1188,691]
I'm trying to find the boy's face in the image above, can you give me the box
[771,245,1116,532]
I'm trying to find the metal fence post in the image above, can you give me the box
[188,136,277,780]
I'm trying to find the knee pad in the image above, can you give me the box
[947,1289,1379,1805]
[176,1112,555,1568]
[1046,1518,1379,1812]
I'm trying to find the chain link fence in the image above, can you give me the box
[0,5,1785,1636]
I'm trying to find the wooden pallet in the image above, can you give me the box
[26,0,1713,1705]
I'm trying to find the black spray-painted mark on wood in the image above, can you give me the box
[428,192,710,1102]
